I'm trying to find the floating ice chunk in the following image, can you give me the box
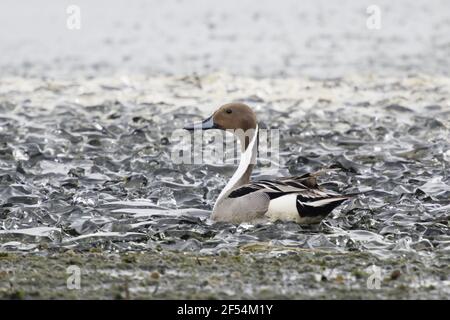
[419,177,450,196]
[0,226,60,238]
[444,149,450,162]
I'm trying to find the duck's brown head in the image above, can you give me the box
[184,103,257,132]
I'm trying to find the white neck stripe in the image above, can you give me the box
[213,125,258,209]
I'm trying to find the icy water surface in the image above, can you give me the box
[1,0,449,300]
[0,73,449,265]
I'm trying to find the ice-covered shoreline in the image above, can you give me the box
[1,0,449,300]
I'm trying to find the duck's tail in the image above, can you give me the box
[343,189,374,198]
[294,168,341,179]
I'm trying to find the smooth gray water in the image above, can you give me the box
[1,0,450,78]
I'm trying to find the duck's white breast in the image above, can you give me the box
[265,193,301,223]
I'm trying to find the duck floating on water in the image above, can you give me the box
[184,102,355,224]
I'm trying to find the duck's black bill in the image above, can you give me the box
[183,115,217,131]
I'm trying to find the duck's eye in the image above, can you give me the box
[226,109,232,114]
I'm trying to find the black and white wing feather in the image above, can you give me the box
[228,171,351,223]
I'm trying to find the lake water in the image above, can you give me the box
[0,0,449,299]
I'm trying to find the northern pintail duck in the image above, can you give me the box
[184,103,354,225]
